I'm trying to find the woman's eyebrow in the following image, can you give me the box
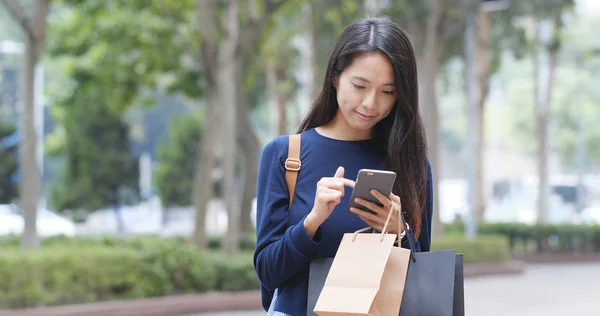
[352,76,394,86]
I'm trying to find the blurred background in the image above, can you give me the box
[0,0,599,315]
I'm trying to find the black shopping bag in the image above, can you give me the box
[307,257,333,316]
[398,211,465,316]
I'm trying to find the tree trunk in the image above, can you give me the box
[237,58,260,236]
[196,0,288,241]
[276,66,288,136]
[474,11,492,223]
[220,0,241,256]
[266,61,279,137]
[238,113,260,235]
[235,0,291,236]
[192,89,218,249]
[2,0,51,249]
[301,2,318,119]
[419,0,444,236]
[194,0,219,249]
[19,35,41,249]
[266,61,288,136]
[535,16,559,224]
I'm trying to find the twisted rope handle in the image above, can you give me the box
[352,201,403,243]
[380,201,402,242]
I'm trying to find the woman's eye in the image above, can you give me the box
[383,91,395,95]
[352,83,366,89]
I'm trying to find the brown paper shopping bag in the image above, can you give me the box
[313,202,411,316]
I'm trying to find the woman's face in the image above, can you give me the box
[333,52,397,136]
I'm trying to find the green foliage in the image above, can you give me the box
[0,247,144,309]
[0,236,258,309]
[46,0,206,212]
[0,230,517,309]
[551,13,600,170]
[212,253,259,291]
[47,0,201,114]
[551,69,600,169]
[445,221,600,254]
[119,237,218,297]
[49,86,139,212]
[0,121,18,203]
[432,234,512,264]
[312,0,364,77]
[0,232,513,309]
[154,112,203,207]
[495,11,600,169]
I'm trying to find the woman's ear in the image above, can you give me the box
[333,77,339,89]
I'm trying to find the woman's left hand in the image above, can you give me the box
[349,190,404,234]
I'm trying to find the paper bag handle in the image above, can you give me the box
[352,201,403,243]
[380,201,403,243]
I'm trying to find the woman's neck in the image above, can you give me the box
[316,110,373,141]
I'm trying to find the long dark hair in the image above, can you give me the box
[298,17,429,238]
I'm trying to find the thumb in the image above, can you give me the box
[334,166,344,178]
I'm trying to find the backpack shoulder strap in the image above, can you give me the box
[285,134,301,208]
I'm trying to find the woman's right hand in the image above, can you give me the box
[304,166,355,238]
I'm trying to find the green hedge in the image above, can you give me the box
[0,236,259,309]
[0,234,257,252]
[0,232,509,309]
[0,247,144,309]
[431,235,511,264]
[445,222,600,254]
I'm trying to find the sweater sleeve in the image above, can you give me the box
[253,138,321,293]
[400,159,433,252]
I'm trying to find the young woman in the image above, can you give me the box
[253,16,433,315]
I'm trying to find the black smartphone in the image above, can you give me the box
[348,169,397,214]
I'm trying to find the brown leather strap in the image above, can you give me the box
[285,134,301,208]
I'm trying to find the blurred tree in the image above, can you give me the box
[0,121,18,203]
[227,1,299,235]
[382,0,468,236]
[1,0,52,249]
[47,0,200,114]
[529,0,575,224]
[381,0,574,227]
[154,112,203,211]
[49,85,139,233]
[493,0,575,224]
[239,0,365,234]
[0,4,21,40]
[259,4,303,136]
[506,12,600,169]
[198,0,292,255]
[46,0,201,232]
[451,0,526,226]
[552,12,600,171]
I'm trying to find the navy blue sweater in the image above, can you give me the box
[253,128,433,315]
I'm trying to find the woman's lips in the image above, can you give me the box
[355,110,376,121]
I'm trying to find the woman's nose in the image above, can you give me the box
[362,90,378,109]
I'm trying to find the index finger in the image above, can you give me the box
[340,178,355,188]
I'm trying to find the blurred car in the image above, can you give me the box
[0,204,77,237]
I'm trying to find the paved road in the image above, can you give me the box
[192,262,600,316]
